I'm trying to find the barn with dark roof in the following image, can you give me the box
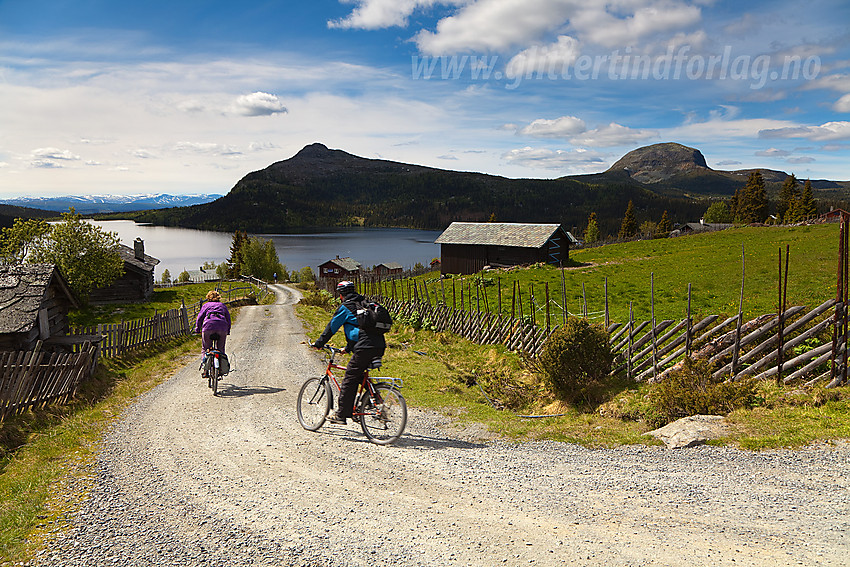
[435,222,570,275]
[0,264,79,351]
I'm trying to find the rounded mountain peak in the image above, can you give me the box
[608,142,709,184]
[293,142,331,157]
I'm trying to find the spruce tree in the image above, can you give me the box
[656,210,672,236]
[227,230,247,278]
[778,174,799,222]
[799,180,817,219]
[584,212,600,244]
[618,200,638,240]
[739,171,768,224]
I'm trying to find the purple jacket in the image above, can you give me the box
[195,301,231,335]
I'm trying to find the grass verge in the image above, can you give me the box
[298,302,850,450]
[0,335,201,565]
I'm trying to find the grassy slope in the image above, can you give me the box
[410,224,839,324]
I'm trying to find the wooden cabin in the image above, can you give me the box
[435,222,570,275]
[318,256,362,280]
[373,262,403,277]
[89,238,160,304]
[0,264,79,351]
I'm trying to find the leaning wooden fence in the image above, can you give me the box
[0,341,98,421]
[367,293,849,389]
[607,298,846,387]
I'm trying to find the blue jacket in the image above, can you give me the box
[315,293,385,353]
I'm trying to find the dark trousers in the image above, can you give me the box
[202,330,226,355]
[338,347,380,418]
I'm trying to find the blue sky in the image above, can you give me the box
[0,0,848,198]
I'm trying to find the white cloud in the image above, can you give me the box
[572,1,702,49]
[230,92,287,117]
[502,145,607,172]
[571,122,658,147]
[415,0,577,55]
[173,142,243,156]
[413,0,704,55]
[519,115,586,138]
[759,121,850,142]
[834,94,850,113]
[31,160,64,169]
[755,148,791,157]
[32,147,80,161]
[329,0,469,30]
[506,36,581,79]
[787,156,815,164]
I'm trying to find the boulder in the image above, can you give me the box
[646,415,729,449]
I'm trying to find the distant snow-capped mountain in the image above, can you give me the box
[0,194,223,214]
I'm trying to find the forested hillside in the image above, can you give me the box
[130,144,706,235]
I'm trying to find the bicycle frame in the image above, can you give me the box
[320,346,403,418]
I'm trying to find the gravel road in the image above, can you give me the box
[30,285,850,566]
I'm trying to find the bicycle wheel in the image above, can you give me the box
[359,384,407,445]
[210,363,219,395]
[297,377,331,431]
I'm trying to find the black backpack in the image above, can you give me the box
[355,299,393,334]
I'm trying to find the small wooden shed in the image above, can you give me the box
[0,264,79,351]
[373,262,403,277]
[89,238,160,304]
[318,256,362,280]
[435,222,570,275]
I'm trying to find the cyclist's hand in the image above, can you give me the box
[339,347,348,354]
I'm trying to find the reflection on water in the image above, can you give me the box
[87,221,442,279]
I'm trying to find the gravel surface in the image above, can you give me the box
[29,285,850,566]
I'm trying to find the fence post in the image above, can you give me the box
[561,265,568,325]
[604,277,609,329]
[686,283,692,358]
[651,273,658,382]
[731,244,746,379]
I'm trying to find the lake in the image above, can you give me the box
[87,220,442,280]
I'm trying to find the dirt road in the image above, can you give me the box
[33,285,850,566]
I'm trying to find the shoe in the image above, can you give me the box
[327,411,346,425]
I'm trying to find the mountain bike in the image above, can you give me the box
[297,344,407,445]
[202,333,224,396]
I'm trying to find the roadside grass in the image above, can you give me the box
[0,335,200,565]
[412,224,839,324]
[298,293,850,450]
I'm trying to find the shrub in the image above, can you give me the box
[537,318,613,405]
[298,289,337,311]
[646,357,761,428]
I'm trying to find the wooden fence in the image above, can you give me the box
[0,341,98,421]
[367,295,849,389]
[0,279,274,421]
[607,298,846,387]
[71,307,191,358]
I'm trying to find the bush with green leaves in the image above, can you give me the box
[646,357,761,428]
[298,289,337,311]
[537,317,613,404]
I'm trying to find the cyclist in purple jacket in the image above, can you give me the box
[195,290,231,355]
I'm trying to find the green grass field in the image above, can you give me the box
[405,224,840,325]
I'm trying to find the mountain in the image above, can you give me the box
[124,142,850,236]
[608,142,710,184]
[129,143,708,236]
[569,142,850,198]
[0,194,223,215]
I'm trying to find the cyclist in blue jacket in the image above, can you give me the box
[311,280,385,424]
